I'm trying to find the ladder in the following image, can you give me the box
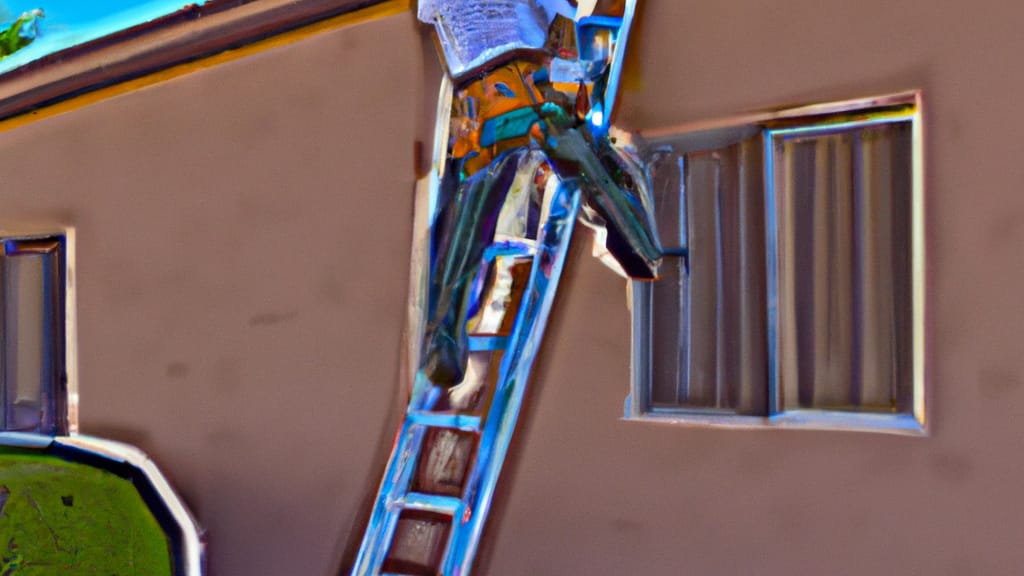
[351,182,580,576]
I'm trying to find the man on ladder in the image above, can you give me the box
[352,2,661,573]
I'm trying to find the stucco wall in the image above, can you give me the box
[0,12,421,575]
[0,2,1020,575]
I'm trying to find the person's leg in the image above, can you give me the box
[422,150,529,386]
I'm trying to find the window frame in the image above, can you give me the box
[626,91,926,435]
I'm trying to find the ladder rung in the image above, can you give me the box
[483,239,536,260]
[396,492,463,515]
[468,334,508,351]
[407,411,482,431]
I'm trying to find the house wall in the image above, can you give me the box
[0,2,1020,574]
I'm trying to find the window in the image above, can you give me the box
[627,91,925,434]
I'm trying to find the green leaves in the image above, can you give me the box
[0,9,43,59]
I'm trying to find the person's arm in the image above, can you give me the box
[536,104,662,278]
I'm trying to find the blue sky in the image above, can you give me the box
[1,1,192,25]
[0,0,208,74]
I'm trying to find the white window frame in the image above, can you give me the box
[626,91,926,435]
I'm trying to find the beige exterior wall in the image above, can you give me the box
[0,2,1020,574]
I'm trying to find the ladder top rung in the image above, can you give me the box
[484,238,537,260]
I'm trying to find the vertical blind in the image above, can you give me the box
[633,101,920,425]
